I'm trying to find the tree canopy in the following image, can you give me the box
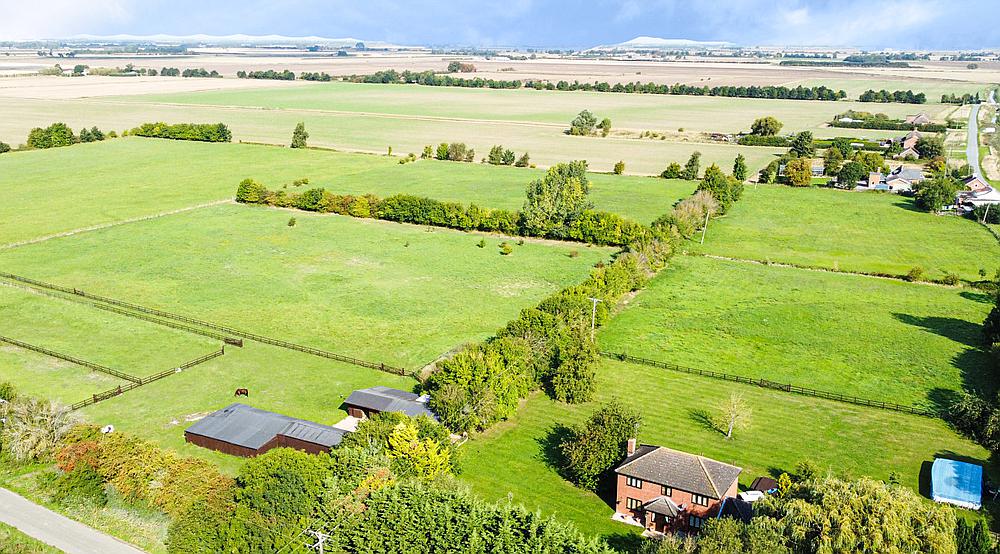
[750,116,783,136]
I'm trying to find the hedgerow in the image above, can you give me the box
[234,180,651,247]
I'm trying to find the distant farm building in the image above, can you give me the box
[343,386,436,420]
[904,113,931,125]
[185,403,346,457]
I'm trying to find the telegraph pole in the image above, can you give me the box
[588,297,602,339]
[307,530,332,554]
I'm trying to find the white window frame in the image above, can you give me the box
[626,476,642,489]
[661,485,672,496]
[626,497,642,510]
[691,493,710,506]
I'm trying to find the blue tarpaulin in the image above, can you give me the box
[930,458,983,510]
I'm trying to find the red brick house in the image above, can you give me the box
[614,441,742,533]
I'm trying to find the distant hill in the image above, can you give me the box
[589,36,734,51]
[66,34,412,49]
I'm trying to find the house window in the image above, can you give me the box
[626,476,642,489]
[660,485,672,496]
[689,515,704,529]
[626,497,643,510]
[692,494,710,506]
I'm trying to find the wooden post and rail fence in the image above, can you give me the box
[600,351,937,418]
[0,271,408,376]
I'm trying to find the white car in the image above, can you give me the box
[738,490,766,503]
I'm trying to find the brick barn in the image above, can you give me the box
[614,441,742,533]
[185,403,346,457]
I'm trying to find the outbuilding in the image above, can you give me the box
[185,403,346,457]
[343,386,436,419]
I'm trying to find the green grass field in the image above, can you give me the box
[0,521,62,554]
[0,138,693,246]
[691,184,1000,281]
[114,81,944,136]
[599,255,994,408]
[0,204,611,370]
[458,357,990,541]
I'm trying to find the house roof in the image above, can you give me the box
[643,496,681,517]
[185,403,346,450]
[962,175,991,193]
[718,497,754,523]
[344,386,436,419]
[890,166,924,181]
[615,445,742,499]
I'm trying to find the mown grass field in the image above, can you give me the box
[459,357,990,541]
[691,184,1000,281]
[0,203,611,370]
[0,138,693,246]
[599,255,994,408]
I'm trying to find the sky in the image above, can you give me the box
[1,0,997,50]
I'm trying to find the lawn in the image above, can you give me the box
[598,255,994,409]
[458,357,990,541]
[0,203,612,371]
[0,138,692,246]
[691,184,1000,281]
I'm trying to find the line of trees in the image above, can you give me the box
[236,69,296,80]
[129,122,232,142]
[858,89,927,104]
[485,144,529,166]
[299,71,333,81]
[26,123,111,149]
[345,71,850,101]
[942,92,982,104]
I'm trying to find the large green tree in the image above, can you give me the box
[569,110,598,136]
[750,116,783,136]
[789,131,815,158]
[914,175,960,213]
[682,151,702,180]
[836,161,866,188]
[290,122,308,148]
[733,153,748,182]
[521,160,593,237]
[559,400,642,491]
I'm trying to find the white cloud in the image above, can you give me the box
[0,0,133,39]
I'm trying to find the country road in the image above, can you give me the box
[968,89,997,180]
[0,488,146,554]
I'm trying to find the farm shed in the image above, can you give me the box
[930,458,983,510]
[185,403,345,457]
[343,386,436,419]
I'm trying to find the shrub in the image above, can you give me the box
[738,135,790,147]
[0,141,10,154]
[783,157,813,187]
[50,466,107,506]
[682,151,701,180]
[942,272,960,286]
[613,160,625,174]
[906,266,924,282]
[477,239,486,248]
[290,122,308,148]
[1,397,77,462]
[515,152,530,167]
[750,116,783,136]
[26,122,76,149]
[660,162,683,179]
[499,242,513,255]
[287,217,296,227]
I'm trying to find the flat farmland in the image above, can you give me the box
[0,203,613,370]
[0,139,693,247]
[691,184,1000,281]
[0,95,783,175]
[458,357,989,540]
[599,256,994,409]
[112,81,946,140]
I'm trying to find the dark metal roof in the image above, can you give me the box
[185,403,345,450]
[718,497,753,523]
[344,386,436,419]
[643,496,681,517]
[750,476,778,492]
[615,445,742,499]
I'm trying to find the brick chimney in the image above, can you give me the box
[626,438,636,456]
